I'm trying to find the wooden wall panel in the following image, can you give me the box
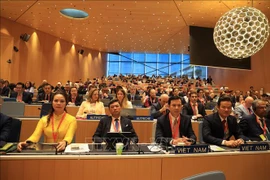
[208,39,270,92]
[0,17,107,85]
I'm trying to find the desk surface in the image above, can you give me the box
[1,151,270,180]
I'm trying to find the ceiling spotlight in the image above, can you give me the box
[13,46,19,52]
[20,33,31,42]
[78,49,84,55]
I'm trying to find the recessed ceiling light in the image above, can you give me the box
[60,8,88,19]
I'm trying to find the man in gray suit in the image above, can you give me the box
[235,96,254,120]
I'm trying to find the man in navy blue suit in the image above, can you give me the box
[203,96,248,147]
[10,82,32,104]
[0,113,12,147]
[92,99,138,143]
[239,100,269,141]
[155,96,196,146]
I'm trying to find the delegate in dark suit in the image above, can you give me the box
[92,116,138,143]
[239,114,270,141]
[155,113,196,146]
[203,112,248,145]
[37,92,53,102]
[0,113,12,147]
[127,94,141,101]
[10,92,32,104]
[68,95,83,106]
[182,103,206,118]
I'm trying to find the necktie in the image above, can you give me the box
[248,108,252,114]
[222,120,229,139]
[115,119,119,132]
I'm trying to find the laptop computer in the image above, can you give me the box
[120,108,136,119]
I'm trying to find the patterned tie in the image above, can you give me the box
[222,120,229,139]
[115,119,119,132]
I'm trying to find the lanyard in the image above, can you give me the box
[169,115,180,139]
[256,116,268,135]
[51,112,66,142]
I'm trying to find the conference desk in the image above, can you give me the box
[1,151,269,180]
[19,118,202,143]
[23,105,151,117]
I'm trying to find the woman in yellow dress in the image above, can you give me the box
[17,90,77,152]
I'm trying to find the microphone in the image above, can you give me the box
[117,131,144,154]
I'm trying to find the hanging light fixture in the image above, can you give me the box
[213,6,269,59]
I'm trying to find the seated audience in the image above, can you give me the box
[37,83,53,102]
[68,87,83,106]
[182,91,206,120]
[116,88,133,108]
[0,113,12,147]
[24,81,34,96]
[10,82,32,104]
[76,88,105,118]
[92,99,138,143]
[127,85,141,101]
[239,100,270,141]
[99,87,113,100]
[234,94,244,107]
[151,94,169,119]
[234,96,254,119]
[143,89,158,108]
[202,96,248,147]
[17,90,77,152]
[155,96,196,146]
[0,79,10,96]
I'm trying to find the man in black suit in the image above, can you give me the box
[68,87,83,106]
[182,91,206,120]
[127,86,141,101]
[10,82,32,104]
[155,96,196,146]
[0,113,12,147]
[203,96,248,147]
[92,99,138,143]
[151,94,169,119]
[37,83,53,102]
[239,100,269,141]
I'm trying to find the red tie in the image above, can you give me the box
[222,120,229,139]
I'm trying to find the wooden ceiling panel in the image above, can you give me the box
[0,1,36,21]
[1,0,269,54]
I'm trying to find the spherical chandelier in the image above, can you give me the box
[213,6,269,59]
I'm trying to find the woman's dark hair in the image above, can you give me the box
[46,90,68,127]
[25,81,32,89]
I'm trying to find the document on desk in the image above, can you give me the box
[209,145,226,152]
[65,144,90,154]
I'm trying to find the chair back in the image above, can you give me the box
[0,102,25,117]
[100,99,110,107]
[132,100,143,107]
[40,103,52,118]
[182,171,226,180]
[7,118,22,142]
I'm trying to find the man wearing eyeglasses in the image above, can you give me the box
[202,96,248,147]
[239,100,270,141]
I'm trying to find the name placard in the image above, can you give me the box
[240,143,269,152]
[133,116,153,121]
[174,144,209,154]
[87,115,108,120]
